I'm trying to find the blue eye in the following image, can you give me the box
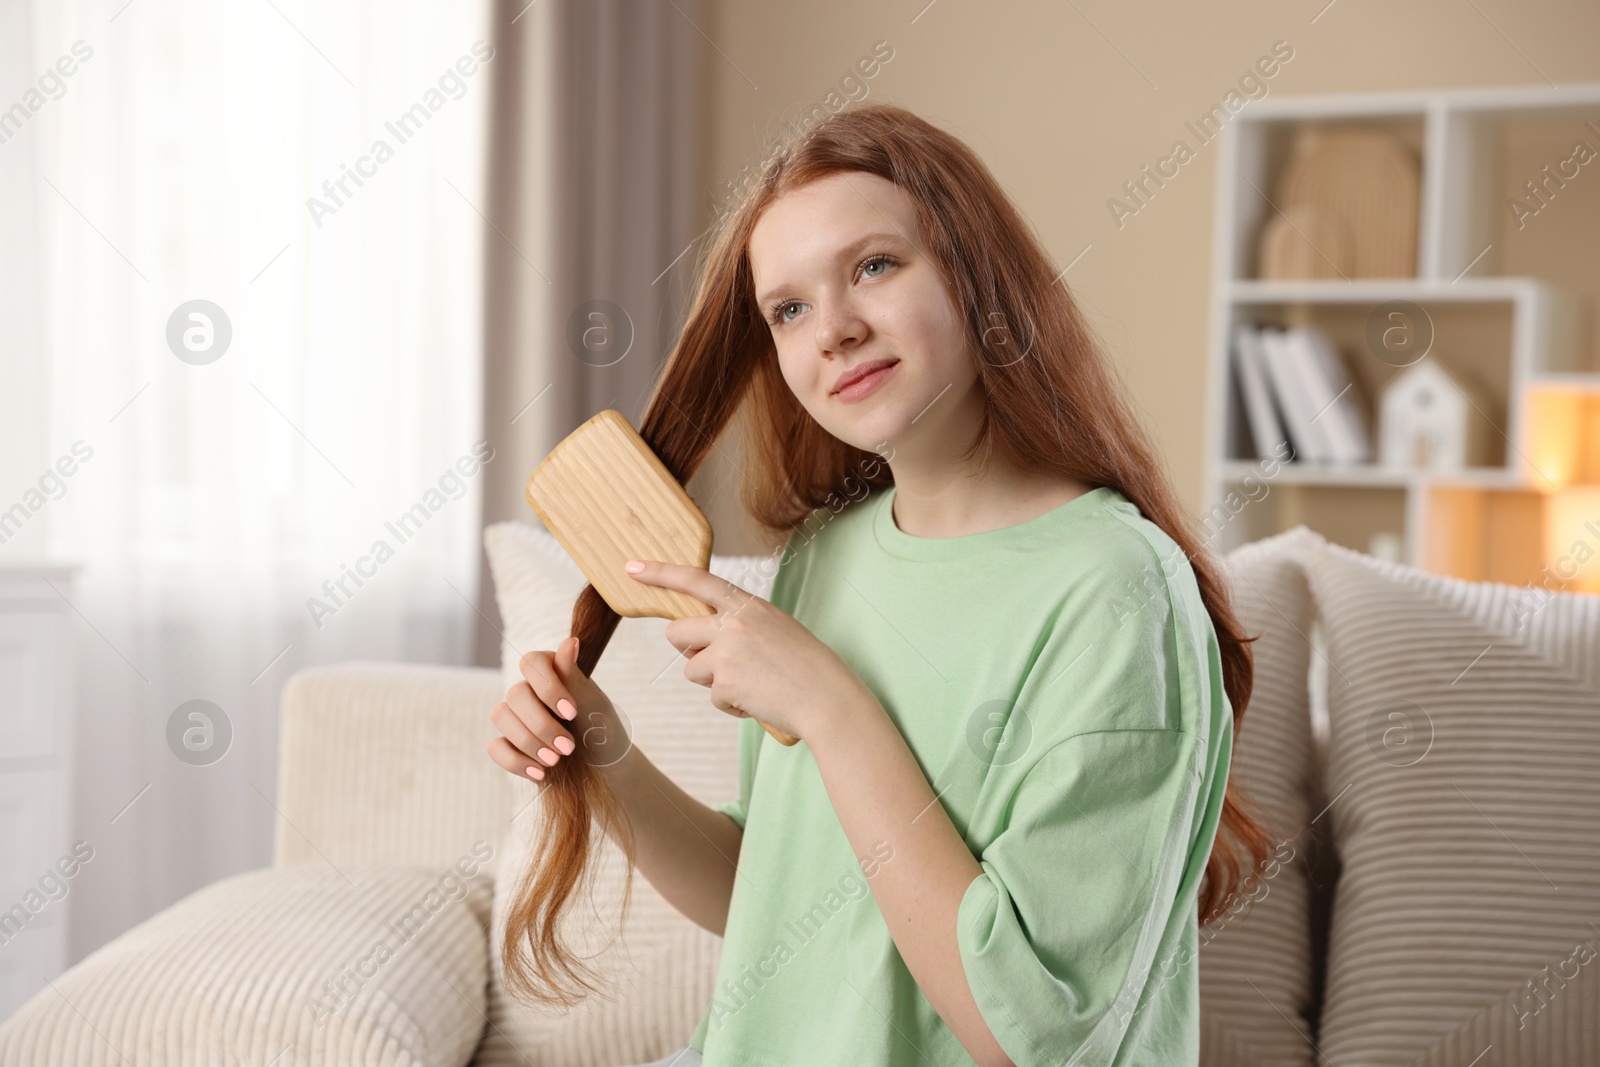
[765,253,896,328]
[861,255,892,278]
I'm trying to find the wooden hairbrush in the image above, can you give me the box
[525,408,800,747]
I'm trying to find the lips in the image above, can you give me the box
[831,358,899,396]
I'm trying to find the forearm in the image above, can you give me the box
[808,690,1014,1067]
[594,743,744,937]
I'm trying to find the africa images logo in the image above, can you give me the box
[305,41,494,228]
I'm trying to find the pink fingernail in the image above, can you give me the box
[625,560,644,574]
[537,747,558,764]
[557,698,576,720]
[553,736,574,755]
[525,765,544,781]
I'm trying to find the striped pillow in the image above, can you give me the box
[1198,525,1327,1067]
[1309,540,1600,1065]
[0,866,488,1066]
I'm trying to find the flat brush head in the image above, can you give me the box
[524,408,715,622]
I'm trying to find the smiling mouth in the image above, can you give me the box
[831,359,900,398]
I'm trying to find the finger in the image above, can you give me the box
[625,560,751,613]
[493,699,573,767]
[491,699,540,756]
[503,686,576,766]
[664,614,721,656]
[486,735,547,781]
[553,639,598,713]
[710,696,750,719]
[682,648,713,689]
[519,644,581,723]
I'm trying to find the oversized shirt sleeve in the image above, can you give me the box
[710,797,748,830]
[955,557,1213,1066]
[957,727,1204,1064]
[710,695,764,830]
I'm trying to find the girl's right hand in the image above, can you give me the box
[487,636,628,781]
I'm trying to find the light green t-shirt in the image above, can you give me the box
[688,483,1233,1066]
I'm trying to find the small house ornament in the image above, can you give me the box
[1378,358,1489,470]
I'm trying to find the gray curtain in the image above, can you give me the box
[475,0,707,666]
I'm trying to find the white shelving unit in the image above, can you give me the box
[1204,83,1600,586]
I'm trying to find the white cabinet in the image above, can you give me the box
[0,565,78,1020]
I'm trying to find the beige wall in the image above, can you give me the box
[688,0,1600,555]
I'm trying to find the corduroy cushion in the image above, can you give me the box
[1309,541,1600,1065]
[0,866,489,1067]
[1187,525,1326,1066]
[475,520,775,1067]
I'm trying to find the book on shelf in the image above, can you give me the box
[1292,325,1372,464]
[1230,322,1372,464]
[1240,324,1328,460]
[1229,321,1293,461]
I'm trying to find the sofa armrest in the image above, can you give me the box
[273,660,510,871]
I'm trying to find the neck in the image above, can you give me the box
[876,378,1092,538]
[885,457,1093,539]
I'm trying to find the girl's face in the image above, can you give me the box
[748,171,980,458]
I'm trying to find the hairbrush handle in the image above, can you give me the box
[755,719,799,746]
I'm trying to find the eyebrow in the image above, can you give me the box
[753,230,909,309]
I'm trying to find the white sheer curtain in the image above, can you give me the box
[15,0,490,961]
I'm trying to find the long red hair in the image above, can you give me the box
[501,102,1276,1008]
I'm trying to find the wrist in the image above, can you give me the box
[807,679,887,754]
[583,708,642,784]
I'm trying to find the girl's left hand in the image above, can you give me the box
[624,558,868,742]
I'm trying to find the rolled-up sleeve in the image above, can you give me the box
[956,726,1203,1065]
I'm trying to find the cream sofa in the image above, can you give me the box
[3,522,1596,1067]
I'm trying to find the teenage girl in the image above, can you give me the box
[487,103,1272,1067]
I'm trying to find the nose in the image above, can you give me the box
[813,297,868,353]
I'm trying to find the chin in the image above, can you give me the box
[818,408,905,455]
